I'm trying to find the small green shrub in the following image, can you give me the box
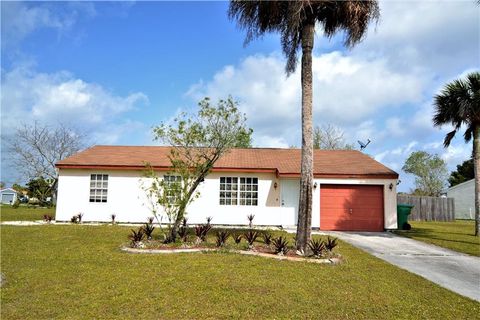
[325,237,338,252]
[70,215,79,224]
[43,214,53,223]
[12,199,20,209]
[272,236,289,255]
[215,230,229,247]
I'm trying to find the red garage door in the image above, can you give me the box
[320,184,384,231]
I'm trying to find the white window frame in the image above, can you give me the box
[219,177,258,206]
[89,174,108,203]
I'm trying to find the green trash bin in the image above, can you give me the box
[397,204,414,230]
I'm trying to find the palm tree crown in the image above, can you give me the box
[228,1,380,74]
[433,72,480,146]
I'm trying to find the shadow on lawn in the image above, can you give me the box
[404,228,479,246]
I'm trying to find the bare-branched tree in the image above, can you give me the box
[314,124,355,150]
[5,122,88,202]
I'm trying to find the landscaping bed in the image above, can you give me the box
[124,218,341,263]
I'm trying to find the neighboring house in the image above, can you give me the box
[55,145,399,231]
[447,179,474,219]
[0,188,18,205]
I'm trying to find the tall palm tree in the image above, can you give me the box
[229,1,380,251]
[433,72,480,236]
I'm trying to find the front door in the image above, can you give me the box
[280,179,300,223]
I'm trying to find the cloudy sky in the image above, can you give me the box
[1,1,479,191]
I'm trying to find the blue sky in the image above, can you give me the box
[1,1,479,192]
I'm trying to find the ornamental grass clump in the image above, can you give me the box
[70,215,79,224]
[111,214,116,224]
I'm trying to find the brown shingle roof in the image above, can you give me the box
[56,145,398,179]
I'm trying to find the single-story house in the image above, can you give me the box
[447,179,475,219]
[0,188,18,205]
[55,145,399,231]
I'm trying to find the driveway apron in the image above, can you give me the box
[317,231,480,302]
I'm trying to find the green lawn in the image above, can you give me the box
[395,220,480,256]
[0,205,54,222]
[1,224,478,319]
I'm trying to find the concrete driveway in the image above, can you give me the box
[317,231,480,302]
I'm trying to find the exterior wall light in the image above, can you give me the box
[314,182,318,190]
[274,182,278,190]
[389,183,394,190]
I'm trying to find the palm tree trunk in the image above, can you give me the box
[296,22,315,252]
[474,125,480,236]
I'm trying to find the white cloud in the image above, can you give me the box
[1,1,96,50]
[354,0,479,74]
[187,51,424,147]
[1,65,149,143]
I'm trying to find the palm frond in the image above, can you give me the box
[229,0,380,75]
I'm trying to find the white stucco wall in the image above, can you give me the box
[56,169,397,229]
[447,179,474,219]
[56,169,296,226]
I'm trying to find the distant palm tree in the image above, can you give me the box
[229,1,380,251]
[433,72,480,236]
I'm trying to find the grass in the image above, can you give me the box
[0,205,54,222]
[395,220,480,256]
[1,224,479,319]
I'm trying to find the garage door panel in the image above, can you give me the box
[320,184,384,231]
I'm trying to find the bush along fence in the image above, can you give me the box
[397,195,455,221]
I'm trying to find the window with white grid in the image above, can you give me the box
[219,177,258,206]
[239,177,258,206]
[164,175,182,204]
[219,177,238,205]
[89,174,108,203]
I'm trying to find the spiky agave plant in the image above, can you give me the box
[272,236,289,255]
[232,233,242,244]
[325,237,338,252]
[244,230,258,249]
[247,214,255,228]
[143,223,155,240]
[129,228,145,248]
[307,238,325,258]
[262,232,272,245]
[215,230,230,247]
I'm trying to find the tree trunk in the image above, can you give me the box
[474,125,480,236]
[296,22,315,252]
